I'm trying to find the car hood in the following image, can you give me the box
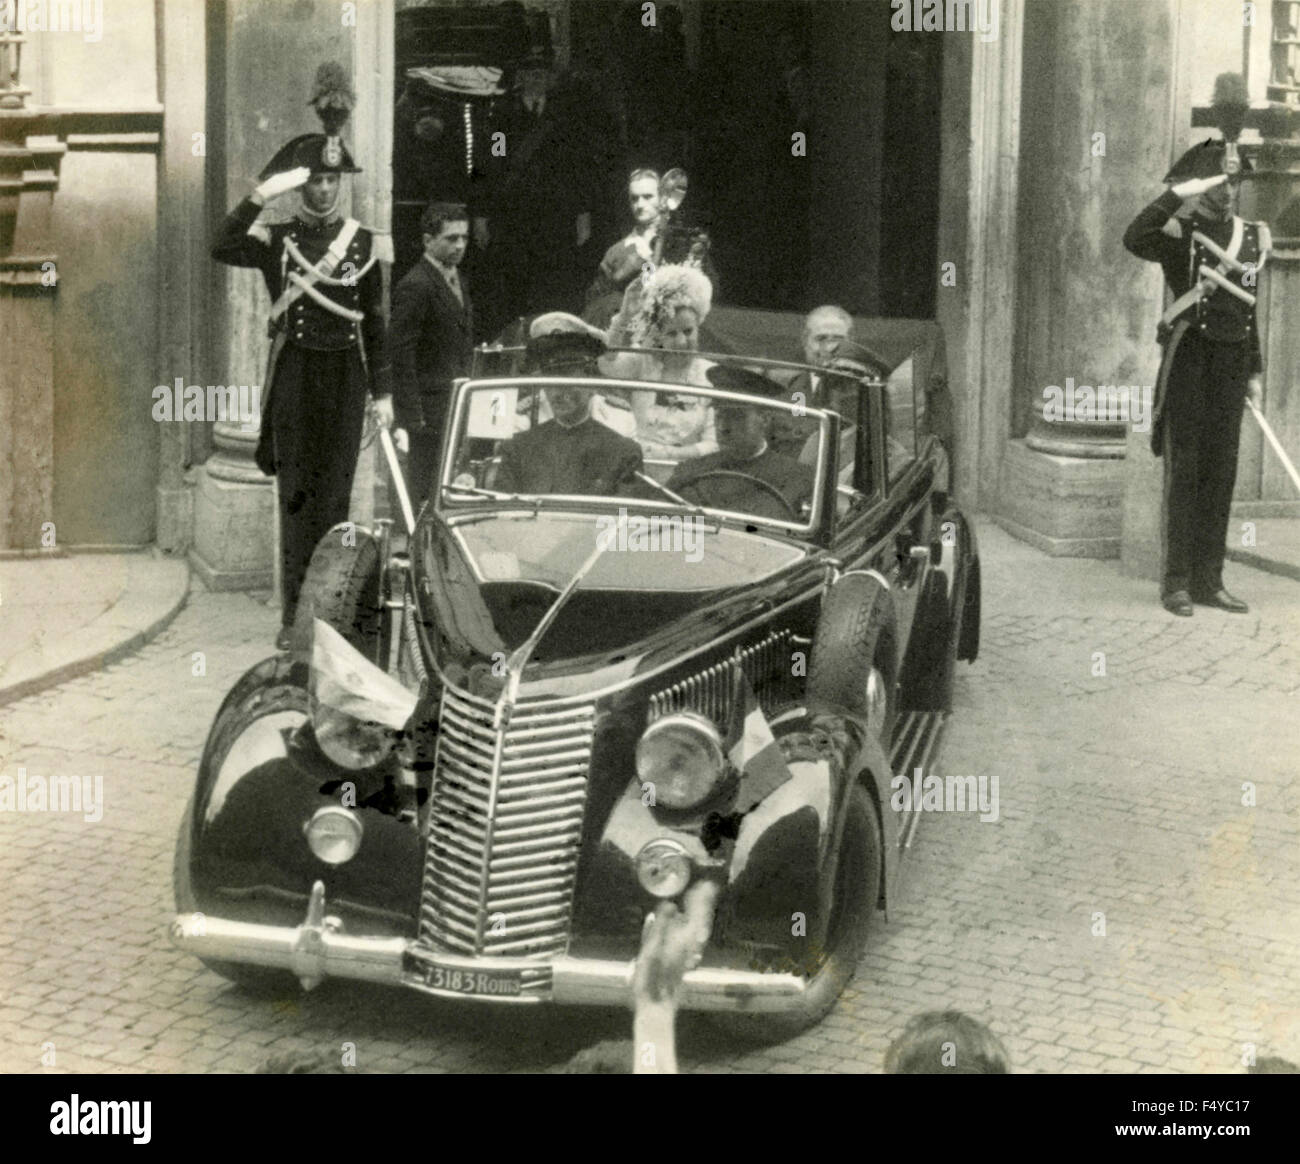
[413,509,811,685]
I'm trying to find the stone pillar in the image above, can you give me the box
[948,0,1024,511]
[156,0,208,555]
[192,0,390,590]
[191,421,275,590]
[997,0,1176,558]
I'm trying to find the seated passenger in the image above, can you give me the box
[771,335,874,460]
[520,312,635,437]
[494,332,644,496]
[601,265,718,461]
[667,366,815,519]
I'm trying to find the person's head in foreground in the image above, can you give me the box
[884,1010,1010,1074]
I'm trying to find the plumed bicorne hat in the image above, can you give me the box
[1163,138,1254,185]
[259,62,361,179]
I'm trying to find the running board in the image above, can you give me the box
[889,710,948,853]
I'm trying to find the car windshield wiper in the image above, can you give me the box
[633,471,719,529]
[440,482,545,508]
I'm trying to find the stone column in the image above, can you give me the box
[191,0,383,591]
[998,0,1176,558]
[156,0,207,555]
[962,0,1025,512]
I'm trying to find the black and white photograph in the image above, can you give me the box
[1,0,1299,1114]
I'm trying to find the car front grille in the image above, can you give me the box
[647,628,794,724]
[418,686,595,961]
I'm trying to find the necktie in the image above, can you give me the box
[446,268,463,305]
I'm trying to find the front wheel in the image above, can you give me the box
[708,783,881,1043]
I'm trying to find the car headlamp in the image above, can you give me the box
[307,619,415,770]
[309,686,401,770]
[635,838,693,899]
[304,805,363,865]
[635,712,726,811]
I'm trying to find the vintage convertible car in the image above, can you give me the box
[171,309,980,1041]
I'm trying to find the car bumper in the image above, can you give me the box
[170,882,812,1013]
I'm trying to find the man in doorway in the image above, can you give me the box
[479,43,599,333]
[390,201,474,510]
[585,168,663,324]
[211,63,392,652]
[1123,136,1268,617]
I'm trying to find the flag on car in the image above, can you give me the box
[727,673,793,813]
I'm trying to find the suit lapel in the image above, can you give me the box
[426,260,470,331]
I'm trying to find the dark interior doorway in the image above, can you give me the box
[392,0,943,331]
[571,0,943,320]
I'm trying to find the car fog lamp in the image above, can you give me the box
[305,806,363,865]
[636,839,693,899]
[635,712,726,811]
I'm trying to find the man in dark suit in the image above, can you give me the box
[478,46,604,334]
[1123,138,1267,617]
[494,333,643,496]
[390,201,474,509]
[669,365,814,520]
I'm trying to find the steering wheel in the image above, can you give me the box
[677,470,800,521]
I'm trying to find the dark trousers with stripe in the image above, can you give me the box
[1158,329,1249,596]
[266,345,368,628]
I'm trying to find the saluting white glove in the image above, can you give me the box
[253,166,312,204]
[1246,376,1263,410]
[1170,173,1227,200]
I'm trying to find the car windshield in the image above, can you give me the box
[438,379,829,531]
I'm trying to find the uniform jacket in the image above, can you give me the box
[1123,189,1266,452]
[211,196,389,387]
[1122,189,1264,372]
[389,255,474,434]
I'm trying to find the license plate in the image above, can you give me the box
[418,962,524,998]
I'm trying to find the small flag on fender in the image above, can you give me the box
[727,673,793,813]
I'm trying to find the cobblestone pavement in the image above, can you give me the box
[1,524,1298,1074]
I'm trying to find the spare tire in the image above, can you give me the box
[292,527,389,667]
[807,573,897,744]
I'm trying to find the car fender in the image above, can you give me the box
[184,656,422,936]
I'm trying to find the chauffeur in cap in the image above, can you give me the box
[212,63,392,650]
[1123,117,1269,618]
[667,364,815,519]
